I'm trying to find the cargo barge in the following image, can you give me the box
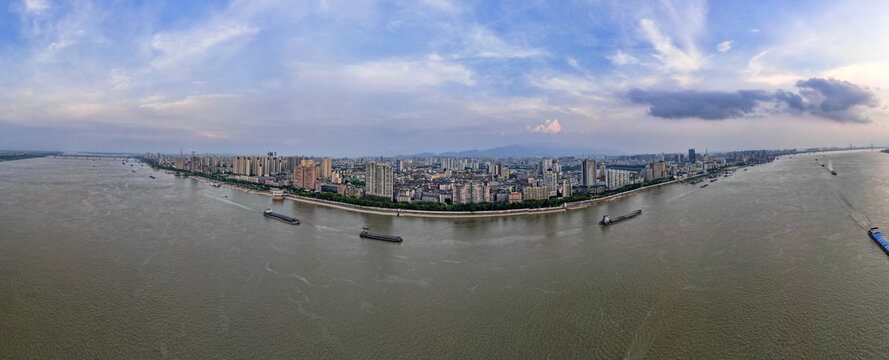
[360,230,403,242]
[869,227,889,256]
[263,209,300,225]
[599,209,642,226]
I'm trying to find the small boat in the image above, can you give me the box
[599,209,642,226]
[149,176,155,179]
[360,230,402,242]
[263,209,300,225]
[362,226,370,230]
[131,170,136,173]
[701,184,708,188]
[869,227,889,256]
[710,178,718,182]
[831,170,837,175]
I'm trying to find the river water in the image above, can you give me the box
[2,151,889,358]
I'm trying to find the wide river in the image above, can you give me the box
[3,150,889,358]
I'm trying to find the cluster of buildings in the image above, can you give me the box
[144,147,793,205]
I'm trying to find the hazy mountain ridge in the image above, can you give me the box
[397,144,626,158]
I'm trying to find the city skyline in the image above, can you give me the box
[2,0,888,155]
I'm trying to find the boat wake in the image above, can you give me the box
[209,195,256,212]
[838,193,872,230]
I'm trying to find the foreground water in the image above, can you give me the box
[3,151,889,358]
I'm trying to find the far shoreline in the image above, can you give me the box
[171,168,694,219]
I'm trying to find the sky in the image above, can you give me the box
[1,0,889,156]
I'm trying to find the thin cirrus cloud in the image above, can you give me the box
[465,26,549,59]
[606,50,639,66]
[627,78,879,123]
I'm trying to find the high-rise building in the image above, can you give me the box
[561,180,572,197]
[454,182,492,204]
[543,172,558,196]
[293,165,317,190]
[648,155,667,180]
[689,148,696,163]
[606,169,633,190]
[320,158,332,180]
[539,158,553,174]
[523,186,548,200]
[441,157,457,171]
[582,158,597,187]
[365,161,394,199]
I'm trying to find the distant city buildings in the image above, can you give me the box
[145,145,798,206]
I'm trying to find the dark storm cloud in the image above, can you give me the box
[627,89,772,120]
[628,78,879,123]
[790,78,879,123]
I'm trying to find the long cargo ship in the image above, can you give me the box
[360,230,403,242]
[869,227,889,256]
[599,209,642,226]
[263,209,300,225]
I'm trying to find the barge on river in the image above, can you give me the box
[869,227,889,256]
[360,230,403,243]
[263,209,300,225]
[599,209,642,226]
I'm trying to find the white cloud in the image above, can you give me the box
[531,74,604,99]
[24,0,49,14]
[138,94,238,113]
[639,18,704,75]
[467,26,548,59]
[745,50,803,86]
[151,23,259,68]
[607,50,639,65]
[822,61,889,89]
[420,0,462,15]
[341,54,475,88]
[527,119,562,134]
[716,40,732,52]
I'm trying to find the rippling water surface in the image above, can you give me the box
[3,151,889,358]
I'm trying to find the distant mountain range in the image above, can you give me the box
[398,143,626,158]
